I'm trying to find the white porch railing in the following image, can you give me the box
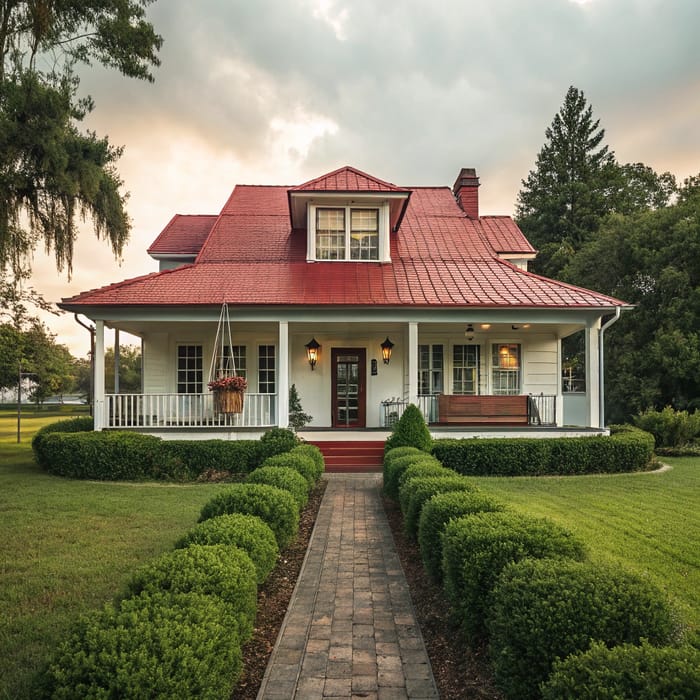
[106,393,276,429]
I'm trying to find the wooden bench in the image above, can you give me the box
[437,394,529,425]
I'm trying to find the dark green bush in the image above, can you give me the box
[399,475,478,539]
[34,431,162,480]
[633,406,700,448]
[418,491,507,581]
[290,444,325,481]
[125,544,258,642]
[383,446,425,491]
[397,462,455,490]
[384,454,440,499]
[199,483,299,549]
[43,591,242,700]
[384,403,432,454]
[257,427,298,462]
[174,514,279,584]
[541,640,700,700]
[442,511,587,641]
[487,558,681,700]
[432,428,654,476]
[32,416,94,470]
[264,451,319,486]
[161,439,261,477]
[246,466,310,509]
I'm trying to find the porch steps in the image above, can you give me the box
[308,440,385,473]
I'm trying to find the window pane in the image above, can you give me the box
[316,208,345,260]
[258,345,276,394]
[491,344,521,395]
[350,209,379,260]
[418,344,444,395]
[453,344,479,395]
[177,345,203,394]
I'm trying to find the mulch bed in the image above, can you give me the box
[232,477,502,699]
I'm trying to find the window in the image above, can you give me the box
[314,206,380,261]
[214,345,247,378]
[177,345,203,393]
[492,343,521,395]
[418,344,444,395]
[258,345,276,394]
[453,345,479,395]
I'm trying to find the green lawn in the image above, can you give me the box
[0,408,226,699]
[473,459,700,638]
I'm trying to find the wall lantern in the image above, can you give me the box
[305,337,321,370]
[380,337,395,364]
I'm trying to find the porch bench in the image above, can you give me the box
[437,394,529,425]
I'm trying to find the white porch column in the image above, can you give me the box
[585,319,601,428]
[408,322,418,405]
[278,321,289,428]
[94,320,106,430]
[114,328,120,394]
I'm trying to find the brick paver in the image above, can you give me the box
[257,474,439,699]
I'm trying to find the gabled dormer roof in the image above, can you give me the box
[147,214,217,259]
[287,165,411,231]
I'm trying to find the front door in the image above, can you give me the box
[332,348,366,428]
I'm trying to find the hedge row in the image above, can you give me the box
[383,433,689,699]
[32,423,303,480]
[432,425,655,476]
[41,440,325,698]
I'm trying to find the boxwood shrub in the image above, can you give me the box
[541,640,700,700]
[257,427,299,462]
[246,465,310,509]
[418,491,507,581]
[174,514,279,584]
[42,591,242,700]
[199,483,300,549]
[432,427,654,476]
[442,511,587,641]
[399,475,478,539]
[161,439,261,477]
[383,446,425,488]
[397,462,456,490]
[289,444,325,481]
[384,454,441,499]
[487,558,681,700]
[124,544,258,642]
[384,403,433,454]
[263,451,319,486]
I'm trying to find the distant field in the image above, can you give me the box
[0,408,227,699]
[473,459,700,637]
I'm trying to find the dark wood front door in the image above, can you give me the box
[332,348,366,428]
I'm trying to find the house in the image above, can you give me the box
[59,165,630,444]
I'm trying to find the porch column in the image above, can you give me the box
[408,322,418,405]
[278,321,289,428]
[94,320,105,430]
[114,328,120,394]
[585,319,601,428]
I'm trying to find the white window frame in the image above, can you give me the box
[491,343,522,395]
[307,201,390,262]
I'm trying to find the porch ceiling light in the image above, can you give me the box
[380,337,395,364]
[465,324,474,334]
[305,337,321,370]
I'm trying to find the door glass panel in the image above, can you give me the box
[336,357,360,425]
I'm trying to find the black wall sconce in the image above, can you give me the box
[380,337,394,364]
[305,337,320,370]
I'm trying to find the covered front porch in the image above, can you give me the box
[89,306,614,438]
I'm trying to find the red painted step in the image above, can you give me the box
[307,440,385,473]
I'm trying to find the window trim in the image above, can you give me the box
[176,344,203,394]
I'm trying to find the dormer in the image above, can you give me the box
[288,166,411,263]
[147,215,217,271]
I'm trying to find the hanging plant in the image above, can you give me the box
[208,375,247,392]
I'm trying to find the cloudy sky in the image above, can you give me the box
[28,0,700,355]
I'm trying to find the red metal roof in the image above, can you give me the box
[147,215,217,256]
[61,169,627,311]
[290,165,407,192]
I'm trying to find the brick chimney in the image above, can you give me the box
[453,167,480,219]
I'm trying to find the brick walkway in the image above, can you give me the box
[257,474,439,699]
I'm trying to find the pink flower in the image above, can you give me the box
[207,375,247,392]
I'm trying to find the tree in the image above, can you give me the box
[23,320,76,403]
[516,87,676,279]
[288,383,312,432]
[0,322,24,389]
[105,345,141,393]
[0,1,162,278]
[564,176,700,421]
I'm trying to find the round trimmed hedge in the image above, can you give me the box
[174,514,279,584]
[384,454,441,499]
[397,462,456,490]
[124,544,258,642]
[199,483,300,549]
[290,444,325,481]
[417,490,507,581]
[246,465,310,509]
[487,558,681,700]
[43,591,242,700]
[442,511,587,641]
[262,452,319,486]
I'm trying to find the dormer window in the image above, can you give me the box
[316,207,379,260]
[307,202,390,262]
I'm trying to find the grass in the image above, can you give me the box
[0,408,227,699]
[473,459,700,638]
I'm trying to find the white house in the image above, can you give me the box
[59,165,629,443]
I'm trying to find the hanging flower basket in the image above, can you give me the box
[209,376,247,414]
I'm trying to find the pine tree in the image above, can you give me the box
[288,384,312,432]
[516,86,617,277]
